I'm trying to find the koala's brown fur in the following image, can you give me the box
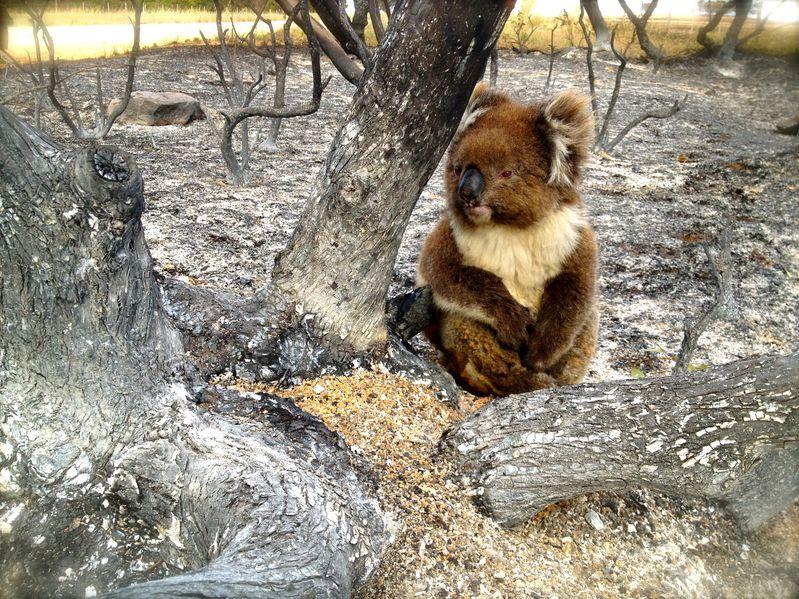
[417,84,598,396]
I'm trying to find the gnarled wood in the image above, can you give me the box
[0,105,387,597]
[443,353,799,529]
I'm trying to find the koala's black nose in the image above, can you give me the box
[458,167,483,202]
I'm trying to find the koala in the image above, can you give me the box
[417,83,598,397]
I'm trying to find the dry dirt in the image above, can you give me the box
[2,46,798,597]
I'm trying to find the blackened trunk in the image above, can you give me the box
[267,0,512,358]
[0,105,387,597]
[719,0,753,59]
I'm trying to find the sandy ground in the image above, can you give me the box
[1,46,798,597]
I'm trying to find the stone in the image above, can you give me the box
[108,91,205,126]
[775,112,799,136]
[585,509,605,531]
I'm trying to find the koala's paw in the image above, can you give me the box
[494,308,532,351]
[522,343,559,372]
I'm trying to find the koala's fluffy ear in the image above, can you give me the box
[454,81,509,140]
[538,90,594,187]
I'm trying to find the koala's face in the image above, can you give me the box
[446,85,593,229]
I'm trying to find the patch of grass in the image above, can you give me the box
[498,14,799,58]
[9,7,272,26]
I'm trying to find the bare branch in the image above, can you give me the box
[595,26,629,148]
[674,223,737,374]
[97,0,143,138]
[544,24,558,92]
[577,5,598,119]
[369,0,386,44]
[697,0,735,51]
[619,0,663,67]
[603,94,687,152]
[736,0,786,47]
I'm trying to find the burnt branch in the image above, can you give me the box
[544,23,558,92]
[618,0,663,68]
[736,0,786,48]
[602,94,687,152]
[674,223,737,374]
[577,5,599,118]
[273,0,363,84]
[369,0,387,44]
[697,0,735,51]
[595,26,635,149]
[205,0,327,184]
[31,0,142,139]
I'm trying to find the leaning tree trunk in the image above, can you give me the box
[0,106,387,597]
[265,0,513,360]
[442,353,799,529]
[718,0,753,60]
[581,0,611,50]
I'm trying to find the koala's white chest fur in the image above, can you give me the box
[452,206,584,314]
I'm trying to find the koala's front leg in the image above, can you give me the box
[419,221,532,351]
[523,227,597,370]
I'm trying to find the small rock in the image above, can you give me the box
[493,571,506,580]
[313,384,325,394]
[775,112,799,136]
[85,586,97,598]
[585,509,605,531]
[109,91,205,126]
[626,523,637,534]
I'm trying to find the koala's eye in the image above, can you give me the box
[500,170,513,178]
[452,163,463,175]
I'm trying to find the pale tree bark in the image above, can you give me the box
[581,0,611,50]
[0,106,387,597]
[264,0,512,360]
[442,353,799,529]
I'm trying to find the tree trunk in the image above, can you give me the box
[442,353,799,529]
[274,0,364,84]
[719,0,753,59]
[352,0,369,42]
[266,0,512,359]
[697,0,734,54]
[310,0,371,63]
[618,0,663,66]
[0,106,387,597]
[581,0,611,50]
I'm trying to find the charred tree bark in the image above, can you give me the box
[618,0,663,67]
[697,0,753,59]
[310,0,372,63]
[719,0,753,60]
[443,353,799,530]
[263,0,512,360]
[580,0,611,50]
[273,0,364,84]
[0,106,387,596]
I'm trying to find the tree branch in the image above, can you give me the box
[443,352,799,530]
[673,222,736,374]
